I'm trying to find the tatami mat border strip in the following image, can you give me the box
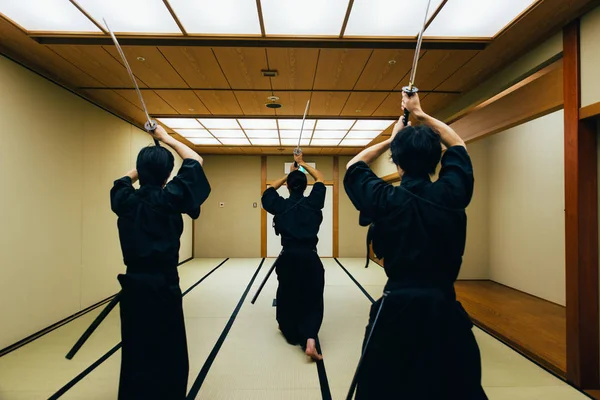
[334,258,375,303]
[186,258,266,399]
[315,337,332,400]
[47,257,230,399]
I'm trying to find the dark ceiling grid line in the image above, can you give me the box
[33,36,488,51]
[77,87,462,94]
[370,92,394,117]
[264,48,274,94]
[162,0,188,36]
[149,89,179,114]
[68,0,107,34]
[350,49,374,91]
[339,0,355,38]
[308,49,322,117]
[100,46,151,89]
[424,0,449,31]
[256,0,267,37]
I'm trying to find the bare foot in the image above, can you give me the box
[305,338,323,361]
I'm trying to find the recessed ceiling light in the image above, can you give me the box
[137,57,145,62]
[388,60,397,65]
[356,110,362,113]
[188,108,195,112]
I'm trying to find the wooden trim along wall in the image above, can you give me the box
[580,101,600,120]
[261,156,267,258]
[333,157,340,258]
[563,20,599,390]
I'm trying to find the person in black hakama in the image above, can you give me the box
[344,92,488,399]
[262,152,326,361]
[110,125,210,400]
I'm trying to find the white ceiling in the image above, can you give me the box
[158,117,395,147]
[0,0,538,38]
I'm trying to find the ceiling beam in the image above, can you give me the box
[68,0,107,34]
[32,36,487,50]
[339,0,355,38]
[424,0,448,31]
[79,87,461,94]
[162,0,188,36]
[255,0,266,37]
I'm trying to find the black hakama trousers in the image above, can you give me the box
[356,283,488,400]
[275,248,325,346]
[117,273,188,400]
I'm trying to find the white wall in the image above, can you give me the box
[0,55,192,348]
[488,110,565,305]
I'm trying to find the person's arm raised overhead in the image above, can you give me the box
[150,125,204,165]
[294,152,324,183]
[345,115,409,170]
[402,92,465,150]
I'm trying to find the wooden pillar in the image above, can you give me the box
[261,156,267,258]
[564,19,599,389]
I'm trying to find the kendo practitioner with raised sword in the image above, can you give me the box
[110,125,210,400]
[262,151,326,361]
[344,92,487,399]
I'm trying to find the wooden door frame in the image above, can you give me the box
[260,155,340,258]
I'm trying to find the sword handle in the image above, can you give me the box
[401,86,419,126]
[144,120,160,146]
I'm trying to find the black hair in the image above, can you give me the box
[287,170,308,195]
[390,125,442,177]
[136,146,175,186]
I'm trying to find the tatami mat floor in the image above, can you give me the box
[0,258,590,399]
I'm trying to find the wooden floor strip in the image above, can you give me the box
[455,280,566,377]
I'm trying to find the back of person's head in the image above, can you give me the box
[136,146,175,186]
[287,170,308,195]
[390,125,442,176]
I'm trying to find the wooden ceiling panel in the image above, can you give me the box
[114,89,177,114]
[272,91,312,116]
[103,46,188,88]
[340,92,388,116]
[47,45,144,88]
[419,93,462,116]
[80,89,147,125]
[394,50,480,92]
[313,49,372,90]
[0,18,101,88]
[309,92,350,116]
[194,90,243,115]
[158,47,229,89]
[266,48,319,90]
[353,49,414,91]
[371,92,401,117]
[212,47,270,90]
[234,91,277,115]
[154,90,210,115]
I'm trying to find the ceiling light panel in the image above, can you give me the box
[279,130,314,139]
[340,139,373,146]
[210,130,247,138]
[220,138,251,145]
[0,0,101,32]
[312,131,348,139]
[352,119,395,130]
[249,138,281,146]
[238,119,278,130]
[174,129,212,138]
[77,0,181,34]
[316,120,355,130]
[188,137,221,145]
[168,0,261,35]
[158,118,202,129]
[310,139,342,146]
[261,0,348,36]
[425,0,537,38]
[277,119,316,130]
[345,131,382,139]
[245,130,279,139]
[198,118,241,129]
[281,138,311,146]
[344,0,443,37]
